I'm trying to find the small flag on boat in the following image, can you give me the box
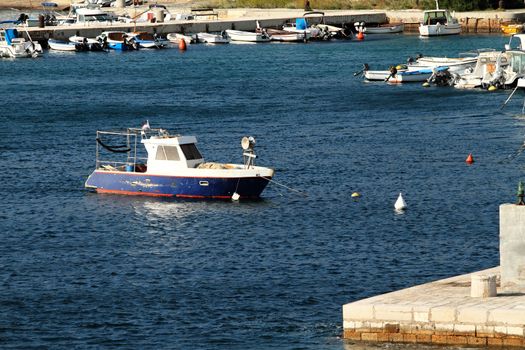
[140,120,150,138]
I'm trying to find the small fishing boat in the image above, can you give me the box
[453,51,508,89]
[96,31,138,50]
[126,31,168,49]
[85,125,274,199]
[389,67,449,83]
[0,28,42,58]
[48,38,81,51]
[255,22,306,42]
[304,12,347,39]
[265,28,306,42]
[69,35,107,51]
[166,33,197,44]
[408,55,478,74]
[282,18,321,40]
[501,22,524,35]
[419,1,461,36]
[364,23,404,34]
[225,29,271,43]
[195,32,230,44]
[363,65,448,83]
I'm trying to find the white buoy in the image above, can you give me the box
[232,192,240,201]
[394,193,407,211]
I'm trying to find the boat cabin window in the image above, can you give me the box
[424,11,447,25]
[155,145,180,161]
[79,13,112,22]
[180,144,202,160]
[511,53,525,74]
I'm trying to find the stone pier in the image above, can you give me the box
[342,204,525,347]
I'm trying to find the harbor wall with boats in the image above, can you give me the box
[17,7,525,42]
[22,9,386,41]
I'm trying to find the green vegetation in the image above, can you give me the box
[212,0,524,10]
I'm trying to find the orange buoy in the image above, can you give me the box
[178,39,187,51]
[466,153,474,164]
[356,31,364,40]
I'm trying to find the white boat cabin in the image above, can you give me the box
[142,133,204,173]
[422,10,457,26]
[505,34,525,51]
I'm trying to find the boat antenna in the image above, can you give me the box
[435,0,439,10]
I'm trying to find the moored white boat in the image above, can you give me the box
[255,23,306,42]
[167,33,196,45]
[225,29,271,43]
[364,23,404,34]
[408,56,477,73]
[69,35,107,51]
[419,1,460,37]
[389,67,449,83]
[48,38,78,51]
[85,126,274,199]
[195,32,230,44]
[0,28,42,58]
[453,51,508,89]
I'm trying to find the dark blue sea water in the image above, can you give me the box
[1,33,524,349]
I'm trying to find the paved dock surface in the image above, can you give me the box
[343,267,525,347]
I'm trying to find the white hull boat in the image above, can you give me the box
[364,23,404,34]
[48,38,78,51]
[0,28,42,58]
[167,33,196,44]
[419,8,461,36]
[390,67,448,83]
[225,29,270,42]
[196,32,230,44]
[256,26,306,42]
[409,56,477,73]
[364,67,448,83]
[69,35,107,51]
[454,51,508,89]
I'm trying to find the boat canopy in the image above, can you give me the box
[296,18,308,30]
[3,29,18,45]
[423,10,455,25]
[509,51,525,75]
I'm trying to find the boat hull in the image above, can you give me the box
[419,23,461,36]
[225,29,271,42]
[365,24,404,34]
[85,170,271,199]
[48,39,77,51]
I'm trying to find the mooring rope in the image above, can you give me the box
[258,175,308,197]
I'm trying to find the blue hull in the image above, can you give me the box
[85,171,271,199]
[108,42,128,51]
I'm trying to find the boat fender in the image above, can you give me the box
[396,64,407,70]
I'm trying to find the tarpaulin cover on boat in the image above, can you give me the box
[4,29,18,45]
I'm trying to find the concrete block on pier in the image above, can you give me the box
[500,204,525,292]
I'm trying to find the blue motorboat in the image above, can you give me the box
[85,126,274,199]
[126,31,168,49]
[96,31,138,50]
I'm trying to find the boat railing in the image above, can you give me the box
[459,48,496,58]
[95,129,148,172]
